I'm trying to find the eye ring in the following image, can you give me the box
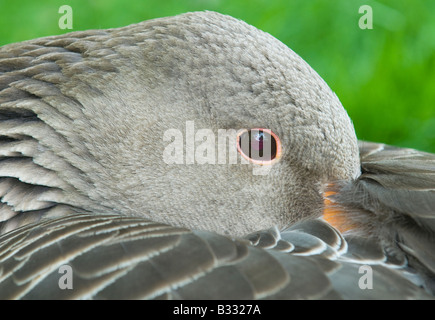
[236,128,282,165]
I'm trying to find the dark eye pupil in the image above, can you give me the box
[238,129,277,161]
[252,133,264,151]
[255,132,264,141]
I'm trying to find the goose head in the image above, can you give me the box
[0,11,360,237]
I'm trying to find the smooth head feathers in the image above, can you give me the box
[0,11,360,236]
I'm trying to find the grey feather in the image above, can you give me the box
[0,214,431,299]
[329,141,435,293]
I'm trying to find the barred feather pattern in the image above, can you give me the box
[0,214,432,299]
[0,30,130,234]
[328,141,435,294]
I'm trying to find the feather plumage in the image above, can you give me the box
[0,12,433,299]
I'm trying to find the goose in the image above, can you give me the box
[0,11,434,300]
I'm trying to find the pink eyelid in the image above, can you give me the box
[236,128,282,165]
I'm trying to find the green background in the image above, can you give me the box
[1,0,434,152]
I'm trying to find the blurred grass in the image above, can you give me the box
[0,0,434,152]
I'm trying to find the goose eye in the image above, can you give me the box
[236,128,282,165]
